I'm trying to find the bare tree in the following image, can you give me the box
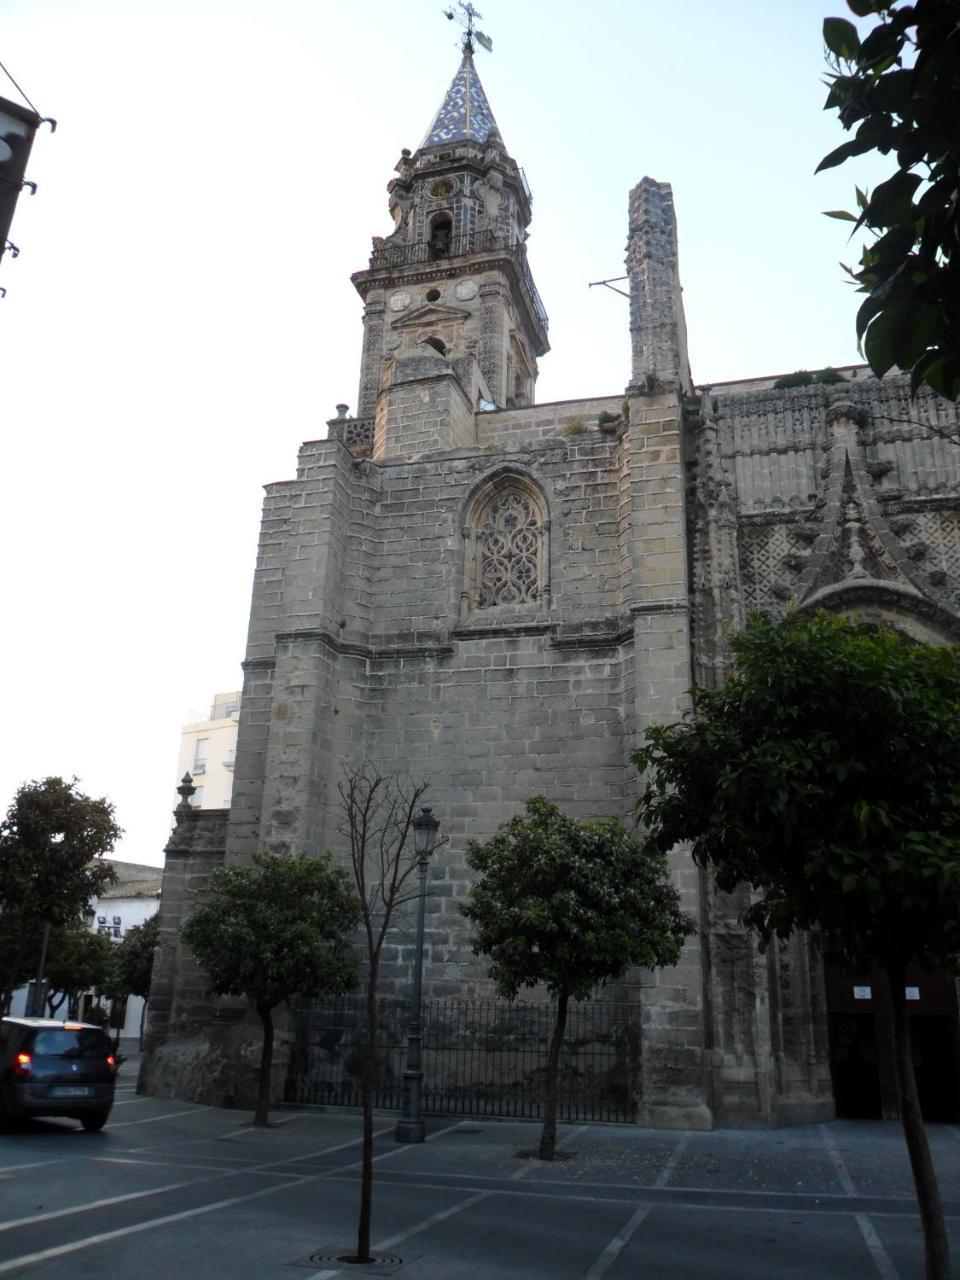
[337,763,430,1265]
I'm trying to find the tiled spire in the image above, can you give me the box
[420,50,500,149]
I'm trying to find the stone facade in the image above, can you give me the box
[142,47,960,1126]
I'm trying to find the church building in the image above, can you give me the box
[142,36,960,1128]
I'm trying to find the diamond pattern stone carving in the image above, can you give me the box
[477,490,542,607]
[903,510,960,599]
[739,523,793,612]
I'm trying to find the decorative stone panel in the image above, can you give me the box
[895,507,960,607]
[738,521,801,612]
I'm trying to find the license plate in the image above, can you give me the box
[51,1086,91,1097]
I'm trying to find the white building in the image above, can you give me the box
[175,691,240,810]
[91,860,161,1038]
[9,859,161,1039]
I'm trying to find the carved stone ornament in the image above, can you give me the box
[825,398,869,429]
[843,499,869,579]
[476,489,543,607]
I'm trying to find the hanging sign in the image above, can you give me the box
[0,94,40,262]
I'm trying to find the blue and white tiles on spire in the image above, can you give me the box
[420,50,500,150]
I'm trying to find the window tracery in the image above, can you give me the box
[463,476,549,616]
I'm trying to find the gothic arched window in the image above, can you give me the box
[462,475,550,616]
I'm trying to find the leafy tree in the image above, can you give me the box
[819,1,960,401]
[43,923,117,1017]
[111,914,159,1047]
[633,612,960,1280]
[181,853,359,1127]
[0,777,120,1013]
[462,796,695,1161]
[337,765,431,1264]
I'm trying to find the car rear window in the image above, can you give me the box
[28,1029,111,1058]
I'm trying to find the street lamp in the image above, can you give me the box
[395,806,440,1143]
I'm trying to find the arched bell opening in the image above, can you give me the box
[428,213,453,260]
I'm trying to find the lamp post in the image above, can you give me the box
[395,806,440,1143]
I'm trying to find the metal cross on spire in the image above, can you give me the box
[443,2,493,55]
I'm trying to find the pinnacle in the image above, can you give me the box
[420,49,501,150]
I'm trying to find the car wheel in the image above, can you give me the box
[80,1110,109,1133]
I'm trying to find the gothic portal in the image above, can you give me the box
[142,40,960,1128]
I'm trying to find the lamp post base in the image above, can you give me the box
[394,1117,426,1143]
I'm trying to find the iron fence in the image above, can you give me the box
[285,995,640,1123]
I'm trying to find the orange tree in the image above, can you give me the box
[634,613,960,1280]
[462,796,694,1160]
[182,853,358,1127]
[0,777,119,1013]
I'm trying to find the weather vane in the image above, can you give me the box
[443,2,493,54]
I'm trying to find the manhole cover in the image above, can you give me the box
[289,1251,404,1272]
[514,1147,575,1161]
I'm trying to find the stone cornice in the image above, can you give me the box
[629,600,690,615]
[273,626,455,661]
[260,617,646,660]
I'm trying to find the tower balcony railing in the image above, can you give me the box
[327,415,374,456]
[368,231,549,332]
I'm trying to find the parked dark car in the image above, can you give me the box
[0,1017,117,1131]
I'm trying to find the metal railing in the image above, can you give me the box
[285,995,639,1122]
[368,233,549,333]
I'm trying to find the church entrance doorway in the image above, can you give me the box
[824,963,960,1121]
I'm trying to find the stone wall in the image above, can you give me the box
[140,789,299,1110]
[202,379,713,1127]
[139,795,230,1101]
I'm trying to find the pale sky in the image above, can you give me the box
[1,0,886,866]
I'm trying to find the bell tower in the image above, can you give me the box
[350,30,549,452]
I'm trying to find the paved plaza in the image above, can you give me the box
[0,1054,958,1279]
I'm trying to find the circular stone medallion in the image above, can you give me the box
[388,290,412,312]
[455,279,479,301]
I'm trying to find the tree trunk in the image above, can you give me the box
[539,990,569,1161]
[3,943,26,1015]
[885,963,950,1280]
[356,957,379,1264]
[254,1004,275,1128]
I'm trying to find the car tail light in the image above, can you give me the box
[13,1052,31,1077]
[106,1055,116,1072]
